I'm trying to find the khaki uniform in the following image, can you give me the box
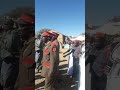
[16,37,35,90]
[41,41,59,90]
[54,39,59,47]
[53,39,60,66]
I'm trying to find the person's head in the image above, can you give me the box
[94,32,106,48]
[50,32,59,41]
[72,41,74,45]
[41,32,52,43]
[74,40,80,47]
[17,13,34,40]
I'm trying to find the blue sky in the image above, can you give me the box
[0,0,34,15]
[35,0,85,36]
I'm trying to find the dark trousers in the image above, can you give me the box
[91,70,107,90]
[73,57,79,80]
[0,57,19,90]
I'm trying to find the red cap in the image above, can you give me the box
[20,14,34,24]
[95,32,105,38]
[42,32,52,37]
[74,40,80,43]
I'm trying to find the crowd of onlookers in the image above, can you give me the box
[35,31,85,89]
[85,32,120,90]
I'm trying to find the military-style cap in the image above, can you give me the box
[17,14,34,25]
[74,40,80,43]
[42,31,53,37]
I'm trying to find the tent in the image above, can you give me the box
[71,35,85,41]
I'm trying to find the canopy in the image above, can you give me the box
[71,35,85,41]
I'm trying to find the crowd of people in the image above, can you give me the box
[35,31,85,90]
[85,32,120,90]
[0,13,35,90]
[0,13,119,90]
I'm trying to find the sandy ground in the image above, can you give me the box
[35,49,79,90]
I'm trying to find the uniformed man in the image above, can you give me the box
[15,14,35,90]
[0,18,20,90]
[86,32,107,90]
[40,31,59,90]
